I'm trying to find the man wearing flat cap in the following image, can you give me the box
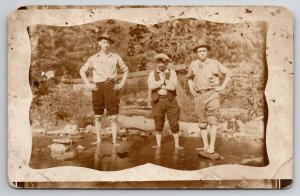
[148,53,183,149]
[187,41,232,154]
[79,33,129,146]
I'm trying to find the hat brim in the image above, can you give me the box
[154,57,169,62]
[97,36,114,44]
[193,45,211,53]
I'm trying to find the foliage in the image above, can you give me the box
[28,19,267,82]
[29,19,268,126]
[30,85,94,128]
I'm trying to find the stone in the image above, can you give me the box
[128,129,140,136]
[119,128,127,136]
[226,134,233,139]
[181,130,189,138]
[51,151,76,161]
[140,132,148,138]
[187,124,200,135]
[85,125,93,131]
[69,135,83,139]
[189,132,199,137]
[122,137,128,142]
[117,152,129,158]
[198,151,221,160]
[76,145,85,152]
[53,138,73,144]
[63,124,78,135]
[236,120,245,133]
[241,157,264,165]
[49,143,68,153]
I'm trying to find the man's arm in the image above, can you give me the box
[162,69,177,91]
[79,60,97,91]
[114,55,129,90]
[186,65,197,96]
[214,61,232,92]
[114,70,129,90]
[148,71,164,90]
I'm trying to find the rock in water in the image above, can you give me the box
[50,143,68,153]
[117,152,129,158]
[140,132,148,138]
[76,145,85,152]
[53,138,73,144]
[198,151,221,160]
[241,157,263,165]
[51,151,76,161]
[63,124,78,135]
[85,124,93,131]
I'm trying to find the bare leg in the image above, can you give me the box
[152,132,162,148]
[173,133,183,149]
[110,115,120,147]
[196,128,209,151]
[207,124,217,154]
[91,115,102,145]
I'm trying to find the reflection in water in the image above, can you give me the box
[172,148,179,164]
[154,148,161,164]
[94,143,101,168]
[30,134,266,171]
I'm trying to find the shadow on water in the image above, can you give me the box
[30,133,266,171]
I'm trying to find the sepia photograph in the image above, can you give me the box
[8,5,293,189]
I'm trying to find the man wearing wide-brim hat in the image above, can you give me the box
[79,32,129,146]
[187,41,232,154]
[148,53,183,150]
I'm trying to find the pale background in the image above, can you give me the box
[1,0,299,195]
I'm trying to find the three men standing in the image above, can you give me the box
[80,33,231,155]
[187,42,232,154]
[79,33,129,146]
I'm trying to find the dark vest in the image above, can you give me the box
[151,69,177,102]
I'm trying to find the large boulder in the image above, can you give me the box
[63,124,79,135]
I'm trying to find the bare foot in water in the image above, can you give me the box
[195,146,208,151]
[206,147,215,154]
[152,145,161,149]
[175,145,184,150]
[91,140,101,145]
[112,143,120,147]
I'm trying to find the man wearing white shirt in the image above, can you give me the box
[79,33,129,146]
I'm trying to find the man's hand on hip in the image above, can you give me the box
[86,83,98,91]
[114,83,124,90]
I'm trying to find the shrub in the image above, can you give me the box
[30,87,94,128]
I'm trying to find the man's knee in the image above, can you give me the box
[154,116,165,132]
[107,115,118,123]
[169,122,179,134]
[207,116,219,126]
[94,115,102,121]
[198,122,208,129]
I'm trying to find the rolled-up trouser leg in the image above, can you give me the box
[166,99,180,134]
[152,99,166,133]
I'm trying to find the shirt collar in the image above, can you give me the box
[97,51,113,57]
[198,58,209,64]
[156,68,169,73]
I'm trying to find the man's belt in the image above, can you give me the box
[96,78,116,84]
[158,94,169,99]
[196,88,212,94]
